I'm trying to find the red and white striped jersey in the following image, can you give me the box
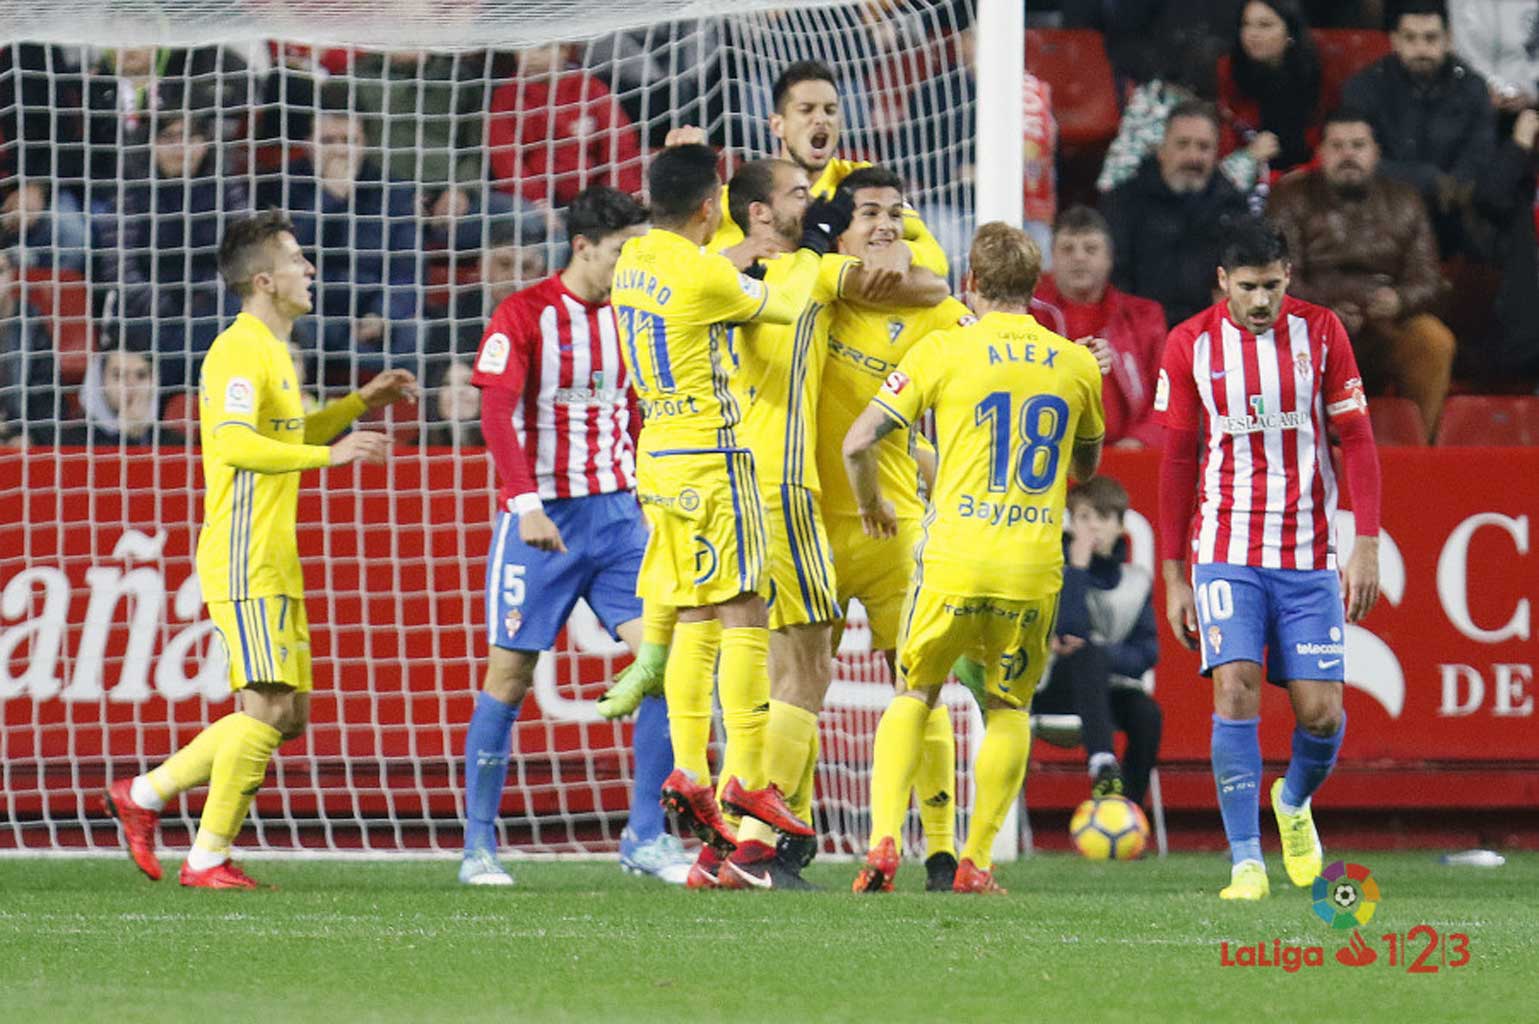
[471,273,638,505]
[1153,296,1368,570]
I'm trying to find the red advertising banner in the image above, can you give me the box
[1,446,1535,834]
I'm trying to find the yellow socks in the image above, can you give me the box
[867,694,931,847]
[788,730,820,825]
[734,698,821,846]
[715,626,770,793]
[916,703,957,858]
[145,713,246,802]
[960,707,1032,870]
[662,618,721,784]
[642,602,678,648]
[190,713,282,865]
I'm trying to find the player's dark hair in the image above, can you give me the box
[727,159,793,235]
[218,210,296,297]
[647,143,720,226]
[1053,205,1112,241]
[565,185,648,246]
[772,60,837,113]
[1393,0,1447,31]
[1068,475,1131,521]
[839,165,905,200]
[1219,216,1290,271]
[969,221,1042,304]
[1323,106,1375,136]
[1166,99,1221,133]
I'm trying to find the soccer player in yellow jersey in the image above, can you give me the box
[711,160,949,890]
[611,144,851,870]
[816,167,977,889]
[102,211,416,889]
[846,223,1106,895]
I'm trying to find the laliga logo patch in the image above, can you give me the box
[224,377,254,414]
[1208,625,1223,654]
[738,274,765,300]
[478,332,511,375]
[884,370,910,395]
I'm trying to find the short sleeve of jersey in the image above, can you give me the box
[470,296,529,393]
[200,336,267,430]
[873,331,945,427]
[698,251,773,322]
[1152,327,1201,432]
[1075,348,1107,442]
[1320,311,1369,421]
[815,253,859,303]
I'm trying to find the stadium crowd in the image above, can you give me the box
[0,0,1536,448]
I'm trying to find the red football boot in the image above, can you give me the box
[953,858,1007,894]
[718,840,777,890]
[102,779,163,881]
[660,768,738,854]
[685,845,724,889]
[178,859,267,890]
[718,777,814,838]
[852,836,899,893]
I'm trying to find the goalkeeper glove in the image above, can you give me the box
[596,641,670,719]
[799,189,855,256]
[951,656,987,711]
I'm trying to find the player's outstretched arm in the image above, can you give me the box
[305,369,418,444]
[843,405,901,539]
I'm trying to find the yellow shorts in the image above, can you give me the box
[636,448,768,608]
[894,584,1057,708]
[826,512,922,650]
[208,595,312,692]
[763,483,840,630]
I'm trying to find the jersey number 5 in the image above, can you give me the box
[974,392,1069,493]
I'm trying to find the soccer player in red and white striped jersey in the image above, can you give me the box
[458,186,690,887]
[1155,218,1381,901]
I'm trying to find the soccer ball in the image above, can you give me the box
[1069,796,1150,861]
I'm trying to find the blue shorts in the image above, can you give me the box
[485,491,647,652]
[1192,563,1345,685]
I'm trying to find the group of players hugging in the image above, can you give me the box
[104,60,1382,899]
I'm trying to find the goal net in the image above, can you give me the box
[0,0,1001,860]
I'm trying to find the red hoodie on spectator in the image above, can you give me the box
[487,69,644,208]
[1035,274,1167,447]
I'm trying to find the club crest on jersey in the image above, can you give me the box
[884,370,911,395]
[887,319,904,343]
[1208,626,1223,654]
[504,609,523,636]
[1295,352,1312,380]
[224,377,254,414]
[477,332,511,375]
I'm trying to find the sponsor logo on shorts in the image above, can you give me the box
[692,535,718,584]
[1295,642,1344,656]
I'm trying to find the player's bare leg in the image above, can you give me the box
[1212,662,1269,900]
[722,623,831,890]
[884,647,958,890]
[459,647,535,886]
[1271,679,1344,887]
[610,617,691,884]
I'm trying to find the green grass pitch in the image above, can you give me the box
[3,852,1536,1023]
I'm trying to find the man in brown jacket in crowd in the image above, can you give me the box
[1268,107,1454,440]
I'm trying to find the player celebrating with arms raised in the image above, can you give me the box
[458,186,693,887]
[846,223,1105,894]
[611,144,850,869]
[1155,218,1381,901]
[104,211,415,888]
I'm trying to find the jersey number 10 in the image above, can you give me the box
[974,392,1070,493]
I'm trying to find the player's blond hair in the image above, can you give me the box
[968,221,1042,305]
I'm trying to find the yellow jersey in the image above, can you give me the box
[871,312,1105,600]
[613,228,817,450]
[711,158,949,275]
[732,252,857,493]
[195,313,329,602]
[816,296,973,519]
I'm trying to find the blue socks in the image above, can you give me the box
[463,691,523,854]
[626,695,672,843]
[1211,715,1262,865]
[1281,713,1346,810]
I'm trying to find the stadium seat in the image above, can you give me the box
[19,267,93,383]
[1434,395,1539,446]
[1024,29,1119,147]
[1312,28,1391,109]
[1367,396,1427,446]
[1022,707,1169,858]
[163,390,199,433]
